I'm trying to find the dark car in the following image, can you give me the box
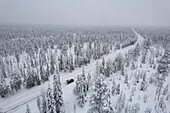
[66,79,74,84]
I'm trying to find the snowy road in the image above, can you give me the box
[0,28,144,113]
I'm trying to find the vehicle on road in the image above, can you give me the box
[66,79,74,84]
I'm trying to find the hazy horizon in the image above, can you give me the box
[0,0,170,26]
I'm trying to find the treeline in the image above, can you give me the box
[136,27,170,48]
[0,25,135,57]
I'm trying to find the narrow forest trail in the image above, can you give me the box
[0,28,144,113]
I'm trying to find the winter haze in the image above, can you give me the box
[0,0,170,26]
[0,0,170,113]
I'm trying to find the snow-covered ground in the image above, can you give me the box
[1,28,170,113]
[0,28,144,113]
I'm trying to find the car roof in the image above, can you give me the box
[67,79,72,81]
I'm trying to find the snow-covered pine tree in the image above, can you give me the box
[141,49,147,64]
[47,85,54,113]
[58,54,63,71]
[166,94,169,100]
[121,61,125,76]
[143,37,151,51]
[115,91,125,113]
[9,79,14,95]
[155,48,170,100]
[86,46,91,64]
[46,64,50,78]
[115,84,120,95]
[155,97,167,113]
[163,47,170,64]
[124,104,129,113]
[144,107,152,113]
[36,95,41,113]
[102,57,105,68]
[41,91,47,113]
[135,71,140,84]
[69,53,74,72]
[75,68,88,95]
[50,54,55,75]
[113,53,123,72]
[74,75,81,95]
[93,43,99,60]
[157,48,170,78]
[162,84,169,95]
[40,65,45,83]
[131,103,140,113]
[34,73,41,86]
[157,63,168,77]
[133,43,141,61]
[124,74,128,84]
[77,84,86,108]
[0,60,6,78]
[82,67,86,81]
[0,65,8,97]
[105,59,112,77]
[155,73,165,100]
[87,73,91,90]
[26,72,35,88]
[53,71,63,113]
[63,54,68,72]
[95,62,100,79]
[129,95,132,102]
[25,104,31,113]
[100,58,105,75]
[76,68,88,107]
[131,61,136,70]
[140,72,147,91]
[89,74,113,113]
[112,79,116,96]
[124,52,130,67]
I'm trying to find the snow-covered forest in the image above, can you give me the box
[0,25,170,113]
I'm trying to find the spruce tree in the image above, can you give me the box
[87,73,91,90]
[77,85,86,108]
[53,71,63,113]
[105,59,112,77]
[42,93,47,113]
[36,95,41,113]
[50,54,55,75]
[25,104,31,113]
[47,85,54,113]
[89,74,112,113]
[115,91,125,113]
[162,84,169,95]
[77,68,88,107]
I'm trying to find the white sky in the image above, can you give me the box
[0,0,170,26]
